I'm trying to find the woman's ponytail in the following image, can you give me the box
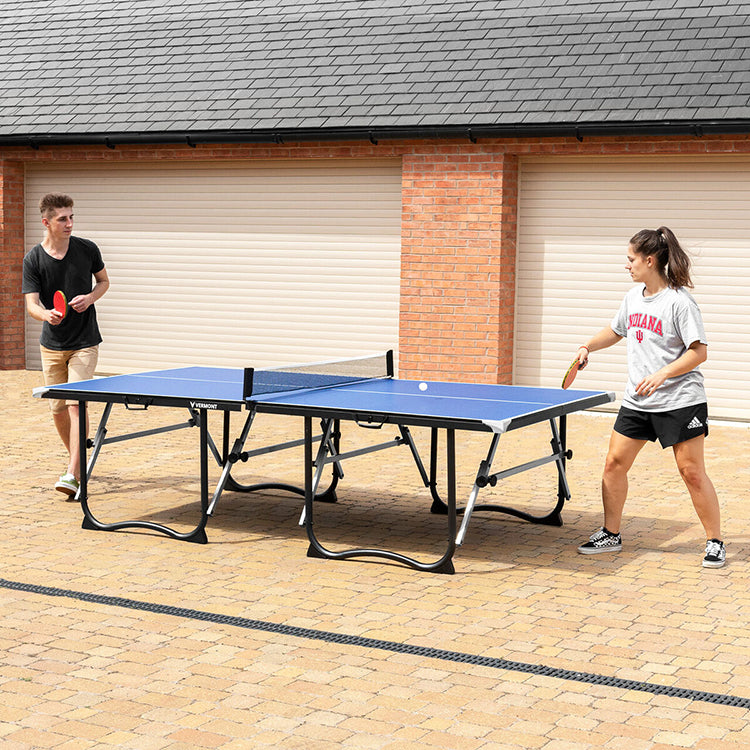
[629,226,693,289]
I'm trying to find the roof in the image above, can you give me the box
[1,0,750,145]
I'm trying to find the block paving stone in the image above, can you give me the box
[1,370,750,748]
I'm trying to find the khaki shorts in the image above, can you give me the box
[41,345,99,413]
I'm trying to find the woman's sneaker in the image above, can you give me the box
[55,473,79,499]
[702,539,726,568]
[577,527,622,555]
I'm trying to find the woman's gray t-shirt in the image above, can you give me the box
[611,285,707,412]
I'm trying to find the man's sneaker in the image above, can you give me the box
[577,527,622,555]
[55,473,79,499]
[702,539,726,568]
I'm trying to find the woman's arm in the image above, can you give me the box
[576,327,623,367]
[635,341,707,396]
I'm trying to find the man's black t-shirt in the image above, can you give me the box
[22,236,105,351]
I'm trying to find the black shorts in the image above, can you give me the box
[613,403,709,449]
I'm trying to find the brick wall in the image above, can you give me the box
[400,148,517,382]
[0,160,26,369]
[2,134,747,377]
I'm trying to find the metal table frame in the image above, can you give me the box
[37,365,613,574]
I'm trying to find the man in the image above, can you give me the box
[22,194,110,498]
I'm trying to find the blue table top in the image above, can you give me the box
[36,366,614,432]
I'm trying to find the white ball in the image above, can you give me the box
[418,382,428,391]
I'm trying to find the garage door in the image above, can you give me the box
[515,156,750,422]
[25,158,401,373]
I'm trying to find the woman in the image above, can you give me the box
[575,227,725,568]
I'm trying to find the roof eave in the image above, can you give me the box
[2,120,750,149]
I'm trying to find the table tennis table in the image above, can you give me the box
[35,352,614,573]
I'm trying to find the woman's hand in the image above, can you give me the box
[635,370,669,396]
[575,346,589,369]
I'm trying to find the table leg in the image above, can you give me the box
[430,418,571,544]
[80,405,209,543]
[78,400,88,510]
[304,420,456,574]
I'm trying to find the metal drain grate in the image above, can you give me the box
[3,577,748,709]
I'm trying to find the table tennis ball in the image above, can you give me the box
[418,382,428,391]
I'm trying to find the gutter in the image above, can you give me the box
[1,120,750,149]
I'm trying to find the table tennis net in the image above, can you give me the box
[244,351,393,398]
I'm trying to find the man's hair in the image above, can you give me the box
[39,193,74,218]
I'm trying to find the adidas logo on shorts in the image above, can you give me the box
[686,416,704,430]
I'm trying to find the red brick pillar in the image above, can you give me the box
[399,147,518,383]
[0,160,26,369]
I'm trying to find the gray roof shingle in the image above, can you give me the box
[1,0,749,142]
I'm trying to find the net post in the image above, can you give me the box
[243,368,254,401]
[386,350,394,377]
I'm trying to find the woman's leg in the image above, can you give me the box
[601,430,648,533]
[672,435,721,539]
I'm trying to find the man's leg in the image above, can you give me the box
[53,408,71,453]
[65,403,89,481]
[42,345,73,470]
[64,346,99,481]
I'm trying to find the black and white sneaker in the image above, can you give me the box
[577,527,622,555]
[702,539,726,568]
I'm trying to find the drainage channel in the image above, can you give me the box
[2,577,748,709]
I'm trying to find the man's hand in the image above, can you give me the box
[69,293,92,313]
[47,307,64,325]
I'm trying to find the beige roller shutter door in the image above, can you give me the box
[516,156,750,422]
[25,159,401,373]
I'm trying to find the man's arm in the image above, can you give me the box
[69,268,110,314]
[25,292,64,325]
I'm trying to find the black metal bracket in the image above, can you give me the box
[430,416,573,545]
[301,417,456,574]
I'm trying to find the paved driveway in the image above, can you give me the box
[2,370,749,749]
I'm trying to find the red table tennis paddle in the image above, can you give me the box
[561,358,584,389]
[53,290,68,319]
